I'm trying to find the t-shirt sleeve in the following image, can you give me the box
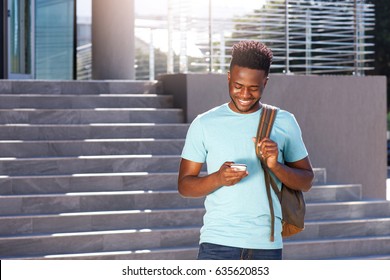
[181,116,207,163]
[283,113,309,163]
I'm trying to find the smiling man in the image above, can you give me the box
[178,40,314,260]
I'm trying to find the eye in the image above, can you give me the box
[234,84,243,89]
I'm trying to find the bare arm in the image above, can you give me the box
[258,138,314,192]
[178,159,248,198]
[270,157,314,192]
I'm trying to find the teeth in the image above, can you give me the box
[239,99,251,105]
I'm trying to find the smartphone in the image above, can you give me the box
[230,163,247,171]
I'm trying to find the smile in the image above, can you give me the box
[238,99,252,105]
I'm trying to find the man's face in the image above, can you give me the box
[228,65,268,114]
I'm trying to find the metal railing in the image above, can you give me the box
[76,43,92,80]
[134,0,374,79]
[76,0,375,80]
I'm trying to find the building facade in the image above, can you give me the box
[1,0,135,80]
[1,0,375,80]
[1,0,75,80]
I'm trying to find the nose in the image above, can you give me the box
[241,87,251,97]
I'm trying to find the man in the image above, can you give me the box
[178,40,314,260]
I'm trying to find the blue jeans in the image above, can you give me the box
[197,243,282,260]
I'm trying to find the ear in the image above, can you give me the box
[263,76,269,88]
[227,71,231,82]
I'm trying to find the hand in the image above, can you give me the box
[216,161,248,186]
[255,138,279,169]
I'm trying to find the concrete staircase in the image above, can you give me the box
[0,80,389,260]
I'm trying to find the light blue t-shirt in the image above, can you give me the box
[181,103,308,249]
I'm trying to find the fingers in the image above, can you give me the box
[218,162,248,186]
[257,138,275,155]
[224,170,248,186]
[256,138,279,167]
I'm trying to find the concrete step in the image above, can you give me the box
[283,236,390,260]
[0,169,327,195]
[0,155,182,176]
[0,190,387,218]
[0,208,205,236]
[0,94,173,109]
[0,108,184,124]
[0,172,180,195]
[0,226,200,259]
[0,123,189,140]
[7,246,390,260]
[305,200,390,220]
[0,155,326,179]
[3,227,390,260]
[2,209,389,241]
[0,191,205,215]
[304,184,362,202]
[0,139,185,157]
[329,254,390,260]
[2,246,199,260]
[287,217,390,240]
[0,156,327,182]
[0,80,160,95]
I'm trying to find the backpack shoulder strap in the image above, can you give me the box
[256,103,279,241]
[257,104,280,195]
[255,104,278,158]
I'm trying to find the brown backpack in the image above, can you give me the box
[255,104,306,241]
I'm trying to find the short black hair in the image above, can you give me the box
[230,41,273,75]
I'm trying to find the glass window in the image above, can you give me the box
[35,0,74,79]
[9,0,32,76]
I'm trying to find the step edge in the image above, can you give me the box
[284,235,390,245]
[0,225,202,240]
[0,189,181,198]
[0,245,199,260]
[0,207,205,219]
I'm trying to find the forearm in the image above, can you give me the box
[269,161,314,192]
[178,172,222,198]
[178,159,248,198]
